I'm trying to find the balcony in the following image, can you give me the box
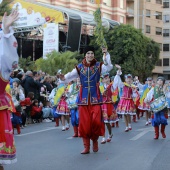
[126,8,134,17]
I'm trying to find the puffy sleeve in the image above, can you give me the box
[0,27,19,80]
[112,70,124,90]
[144,88,154,103]
[101,53,113,74]
[61,68,79,84]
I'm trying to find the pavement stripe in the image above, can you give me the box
[130,131,149,141]
[15,127,58,137]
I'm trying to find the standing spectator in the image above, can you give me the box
[42,76,53,93]
[22,71,39,98]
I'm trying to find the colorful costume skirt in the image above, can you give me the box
[56,98,70,115]
[116,98,136,115]
[152,110,168,126]
[101,103,119,123]
[0,109,17,165]
[138,102,150,111]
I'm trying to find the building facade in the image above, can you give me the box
[163,0,170,79]
[33,0,166,77]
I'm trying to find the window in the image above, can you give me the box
[146,10,151,17]
[163,0,169,8]
[163,29,170,36]
[146,25,151,33]
[163,44,169,51]
[156,27,162,35]
[156,12,162,20]
[90,0,95,3]
[103,13,111,19]
[156,0,162,4]
[146,0,151,2]
[120,16,124,23]
[159,43,162,51]
[163,14,170,22]
[120,0,124,9]
[156,59,162,66]
[163,58,169,66]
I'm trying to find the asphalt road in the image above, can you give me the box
[4,117,170,170]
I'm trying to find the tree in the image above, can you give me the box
[90,24,160,82]
[0,0,12,16]
[19,56,36,72]
[35,51,79,75]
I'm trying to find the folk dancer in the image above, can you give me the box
[66,78,80,137]
[164,81,170,117]
[138,77,153,126]
[59,46,113,154]
[144,77,168,139]
[114,66,138,132]
[0,11,18,169]
[100,73,119,144]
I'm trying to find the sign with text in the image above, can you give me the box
[43,23,59,59]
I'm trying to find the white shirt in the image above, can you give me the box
[0,27,19,80]
[62,53,113,83]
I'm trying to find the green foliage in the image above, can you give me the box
[93,7,107,48]
[35,51,79,75]
[0,0,12,16]
[90,24,160,82]
[19,56,36,72]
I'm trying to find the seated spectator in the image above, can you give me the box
[42,101,53,122]
[30,99,43,123]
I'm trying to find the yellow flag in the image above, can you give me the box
[96,0,100,5]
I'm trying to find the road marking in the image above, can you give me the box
[15,127,58,137]
[130,127,154,141]
[67,137,73,139]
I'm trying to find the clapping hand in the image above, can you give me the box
[2,10,19,34]
[115,64,121,70]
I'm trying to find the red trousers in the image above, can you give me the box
[78,105,105,140]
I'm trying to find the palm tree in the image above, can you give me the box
[0,0,13,17]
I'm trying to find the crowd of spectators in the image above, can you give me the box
[10,69,58,134]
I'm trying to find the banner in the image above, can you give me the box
[43,23,59,59]
[11,0,64,28]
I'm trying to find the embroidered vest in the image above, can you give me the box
[76,62,102,105]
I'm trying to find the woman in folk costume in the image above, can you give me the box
[56,84,70,131]
[114,66,138,132]
[66,78,80,137]
[0,11,19,169]
[164,81,170,117]
[48,84,64,127]
[59,46,113,154]
[138,77,153,126]
[100,73,119,144]
[144,77,168,139]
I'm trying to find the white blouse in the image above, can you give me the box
[0,27,19,80]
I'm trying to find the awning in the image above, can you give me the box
[34,3,120,29]
[10,0,64,28]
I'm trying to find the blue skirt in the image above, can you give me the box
[52,107,61,118]
[152,110,168,126]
